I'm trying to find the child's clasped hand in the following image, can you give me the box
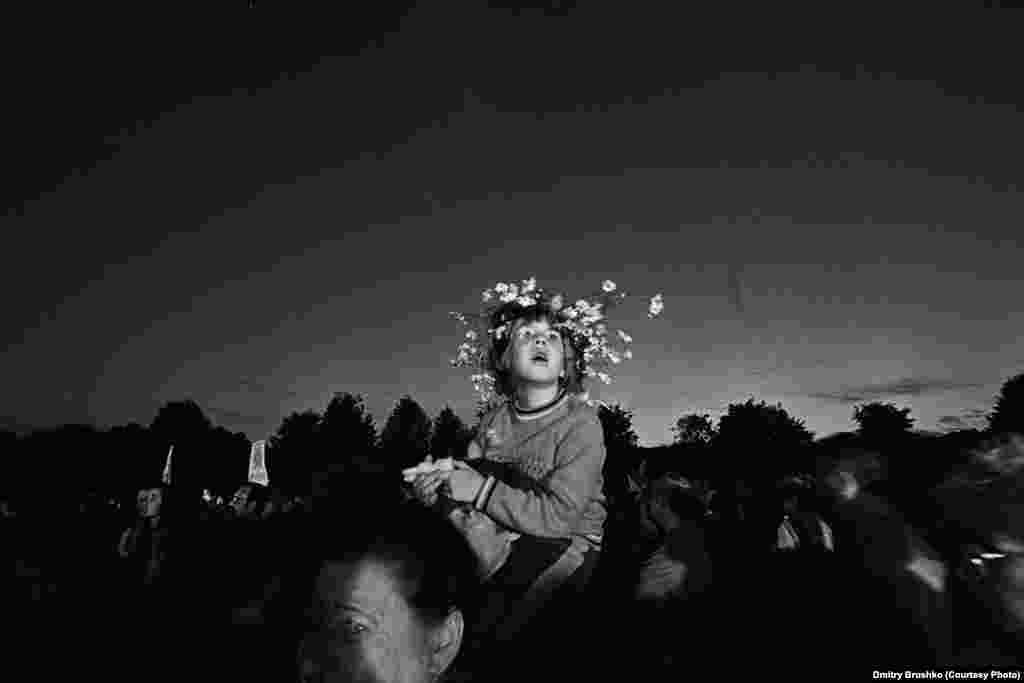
[445,460,487,503]
[403,456,486,506]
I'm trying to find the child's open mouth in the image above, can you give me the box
[531,353,548,364]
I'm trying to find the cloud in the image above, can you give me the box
[808,377,986,405]
[937,408,990,432]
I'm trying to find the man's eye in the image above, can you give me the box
[335,618,368,640]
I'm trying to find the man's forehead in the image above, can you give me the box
[318,558,407,615]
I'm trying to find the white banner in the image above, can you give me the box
[162,445,174,485]
[248,440,269,486]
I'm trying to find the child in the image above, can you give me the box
[410,277,665,652]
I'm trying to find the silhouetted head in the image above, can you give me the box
[136,486,165,519]
[648,475,707,533]
[230,483,268,519]
[297,502,479,683]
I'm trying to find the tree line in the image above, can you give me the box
[2,372,1022,512]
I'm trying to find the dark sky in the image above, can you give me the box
[4,4,1022,446]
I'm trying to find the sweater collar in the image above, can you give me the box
[512,386,569,421]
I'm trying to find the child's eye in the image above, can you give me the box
[517,328,560,342]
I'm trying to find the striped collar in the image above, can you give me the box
[512,387,569,421]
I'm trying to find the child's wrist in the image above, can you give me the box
[473,475,497,511]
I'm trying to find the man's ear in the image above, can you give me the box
[429,609,464,678]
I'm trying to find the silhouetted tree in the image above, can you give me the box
[916,428,986,491]
[853,401,915,446]
[270,410,322,496]
[150,400,213,447]
[672,413,716,447]
[597,403,641,502]
[206,425,251,495]
[106,422,158,499]
[381,395,432,471]
[715,398,815,484]
[0,430,18,499]
[319,392,378,471]
[19,424,104,515]
[598,403,640,455]
[430,405,472,460]
[149,399,215,499]
[988,372,1024,435]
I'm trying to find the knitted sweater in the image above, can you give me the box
[470,393,607,546]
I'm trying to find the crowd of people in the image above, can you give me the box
[3,436,1023,681]
[5,280,1023,680]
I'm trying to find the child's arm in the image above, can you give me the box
[475,416,605,539]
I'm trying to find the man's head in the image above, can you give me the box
[230,484,258,518]
[137,487,164,519]
[297,503,478,683]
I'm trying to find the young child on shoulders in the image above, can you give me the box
[407,277,665,650]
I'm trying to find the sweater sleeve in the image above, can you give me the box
[467,409,498,460]
[480,414,605,538]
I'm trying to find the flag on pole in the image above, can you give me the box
[248,440,269,487]
[162,445,174,485]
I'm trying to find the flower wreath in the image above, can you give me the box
[450,276,665,406]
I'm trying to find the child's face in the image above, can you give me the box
[508,317,565,388]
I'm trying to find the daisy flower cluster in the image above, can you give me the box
[450,276,665,404]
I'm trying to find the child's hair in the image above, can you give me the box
[487,303,585,398]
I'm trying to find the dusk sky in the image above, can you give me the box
[4,6,1022,447]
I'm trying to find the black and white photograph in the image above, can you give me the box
[3,3,1023,681]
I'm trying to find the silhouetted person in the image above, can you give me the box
[117,486,170,593]
[927,432,1024,667]
[811,466,953,669]
[626,475,714,672]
